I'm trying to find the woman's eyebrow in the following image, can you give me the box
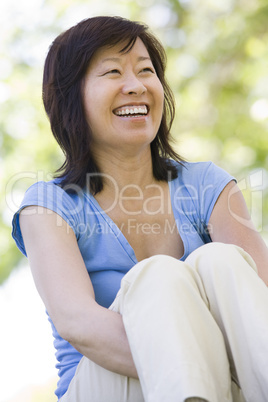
[101,57,121,64]
[101,56,151,64]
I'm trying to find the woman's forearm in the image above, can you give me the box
[63,303,138,379]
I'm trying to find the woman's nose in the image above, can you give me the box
[122,74,147,96]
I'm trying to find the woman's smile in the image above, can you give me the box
[113,104,149,117]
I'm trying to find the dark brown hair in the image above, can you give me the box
[42,16,183,193]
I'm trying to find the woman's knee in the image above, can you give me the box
[186,242,258,279]
[123,254,179,280]
[191,242,241,259]
[121,254,195,294]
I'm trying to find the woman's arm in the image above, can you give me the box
[19,206,138,378]
[208,180,268,285]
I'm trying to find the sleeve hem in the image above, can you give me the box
[205,177,236,225]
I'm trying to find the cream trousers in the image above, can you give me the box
[60,243,268,402]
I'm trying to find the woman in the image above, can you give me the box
[12,16,268,402]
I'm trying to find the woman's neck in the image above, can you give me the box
[92,147,157,195]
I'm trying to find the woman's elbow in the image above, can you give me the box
[53,302,100,346]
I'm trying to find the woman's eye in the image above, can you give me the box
[106,69,120,75]
[140,67,155,74]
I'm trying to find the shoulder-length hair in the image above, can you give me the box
[42,16,183,194]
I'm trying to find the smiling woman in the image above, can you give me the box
[11,15,268,402]
[42,16,180,194]
[82,38,164,156]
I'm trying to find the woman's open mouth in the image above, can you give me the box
[113,105,149,118]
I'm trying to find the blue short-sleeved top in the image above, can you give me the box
[12,160,235,399]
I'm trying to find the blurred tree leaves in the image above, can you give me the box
[1,0,268,284]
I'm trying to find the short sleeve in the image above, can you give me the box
[170,161,236,245]
[195,161,236,225]
[12,181,85,257]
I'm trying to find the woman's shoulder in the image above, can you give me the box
[12,179,89,256]
[22,178,86,205]
[169,159,236,224]
[169,160,236,215]
[171,160,234,186]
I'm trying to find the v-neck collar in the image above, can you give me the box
[85,179,188,263]
[85,191,139,264]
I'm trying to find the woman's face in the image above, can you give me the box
[83,37,164,155]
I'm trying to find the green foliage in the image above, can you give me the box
[1,0,268,284]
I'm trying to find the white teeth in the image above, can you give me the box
[115,105,148,116]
